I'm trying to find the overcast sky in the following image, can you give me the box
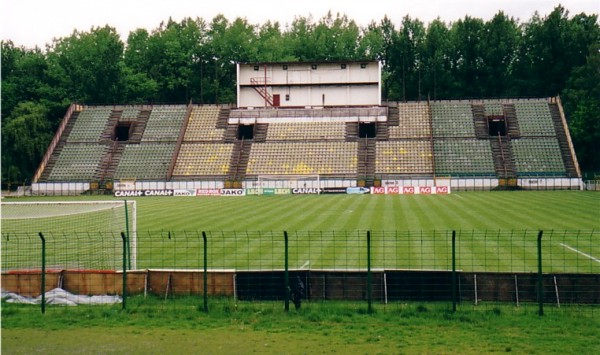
[2,0,598,48]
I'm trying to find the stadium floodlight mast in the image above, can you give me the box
[1,200,137,271]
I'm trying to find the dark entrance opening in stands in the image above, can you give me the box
[358,123,377,138]
[114,123,132,141]
[238,124,254,140]
[488,117,507,136]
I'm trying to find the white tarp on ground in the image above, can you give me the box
[1,288,122,306]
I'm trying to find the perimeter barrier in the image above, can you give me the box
[1,230,598,315]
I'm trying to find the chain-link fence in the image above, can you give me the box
[2,230,598,315]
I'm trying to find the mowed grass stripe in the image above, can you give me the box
[9,192,599,271]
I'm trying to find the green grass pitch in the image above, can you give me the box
[134,191,598,231]
[4,191,598,273]
[133,191,599,273]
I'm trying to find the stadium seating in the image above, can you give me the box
[36,98,577,183]
[172,143,234,176]
[120,107,141,120]
[48,144,107,181]
[114,143,176,180]
[434,139,495,176]
[184,106,224,141]
[141,106,187,142]
[390,103,431,138]
[511,138,566,175]
[431,102,476,137]
[247,141,358,175]
[375,140,433,174]
[514,101,555,136]
[483,101,504,116]
[67,107,112,143]
[266,121,346,141]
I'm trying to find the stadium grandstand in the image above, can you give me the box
[31,61,582,195]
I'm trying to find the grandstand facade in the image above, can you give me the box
[29,60,580,194]
[32,97,581,194]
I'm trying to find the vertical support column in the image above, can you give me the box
[202,231,208,313]
[284,231,290,312]
[367,231,372,314]
[124,200,131,270]
[38,232,46,314]
[121,232,128,310]
[537,230,544,316]
[452,230,457,312]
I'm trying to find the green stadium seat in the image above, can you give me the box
[433,139,495,176]
[512,138,566,176]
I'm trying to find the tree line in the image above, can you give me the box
[2,6,599,184]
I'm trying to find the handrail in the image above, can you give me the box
[250,77,273,106]
[99,140,117,181]
[32,103,81,183]
[427,102,436,184]
[233,137,244,181]
[554,96,582,178]
[497,133,507,178]
[167,103,194,180]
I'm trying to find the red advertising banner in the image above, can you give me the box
[418,186,432,194]
[387,186,400,194]
[435,186,450,194]
[403,187,415,194]
[366,186,452,195]
[371,187,386,194]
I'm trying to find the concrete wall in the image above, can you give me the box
[238,62,380,108]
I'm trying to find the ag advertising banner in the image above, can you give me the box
[369,186,451,194]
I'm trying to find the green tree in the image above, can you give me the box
[255,21,293,62]
[123,28,159,103]
[422,19,452,100]
[1,41,49,122]
[388,16,426,101]
[286,16,316,61]
[145,18,205,102]
[45,26,125,104]
[1,102,53,184]
[562,44,600,174]
[448,16,486,98]
[514,6,599,97]
[480,12,520,97]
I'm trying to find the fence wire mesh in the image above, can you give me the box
[2,230,598,314]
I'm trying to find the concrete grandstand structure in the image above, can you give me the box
[31,61,582,194]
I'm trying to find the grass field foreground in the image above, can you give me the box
[2,300,600,354]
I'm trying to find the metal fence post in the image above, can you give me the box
[537,230,544,316]
[124,200,131,270]
[202,231,208,313]
[38,232,46,314]
[284,231,290,312]
[367,231,372,314]
[121,232,128,310]
[452,230,457,312]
